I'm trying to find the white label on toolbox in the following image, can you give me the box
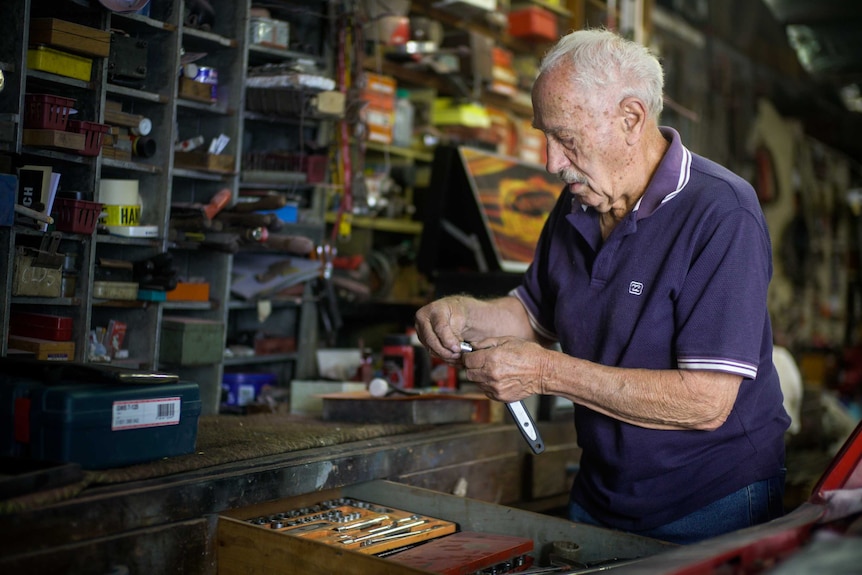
[112,397,182,430]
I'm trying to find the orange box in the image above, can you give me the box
[362,105,394,144]
[508,6,558,42]
[361,72,396,112]
[166,281,210,302]
[492,46,513,67]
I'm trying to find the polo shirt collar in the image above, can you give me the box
[632,126,692,220]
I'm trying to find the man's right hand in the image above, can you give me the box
[414,296,471,363]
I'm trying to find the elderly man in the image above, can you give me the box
[415,28,789,544]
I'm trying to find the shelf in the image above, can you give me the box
[247,44,325,66]
[365,142,434,163]
[25,69,95,91]
[95,234,162,247]
[176,98,233,115]
[361,57,533,119]
[513,0,573,18]
[172,167,236,181]
[106,83,169,104]
[229,297,304,310]
[162,301,214,311]
[325,212,422,235]
[20,147,95,165]
[241,170,307,185]
[223,352,298,366]
[181,27,238,49]
[11,296,81,306]
[242,110,320,126]
[410,1,552,57]
[101,158,163,174]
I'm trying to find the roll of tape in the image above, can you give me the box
[100,179,140,206]
[103,204,141,227]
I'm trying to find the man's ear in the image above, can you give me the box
[620,96,647,144]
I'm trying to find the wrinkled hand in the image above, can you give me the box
[414,296,470,363]
[462,337,549,402]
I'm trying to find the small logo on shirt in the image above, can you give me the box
[629,281,644,296]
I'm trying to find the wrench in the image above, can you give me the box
[461,342,545,454]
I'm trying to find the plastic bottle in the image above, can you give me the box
[392,89,414,148]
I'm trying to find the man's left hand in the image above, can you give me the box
[461,337,549,402]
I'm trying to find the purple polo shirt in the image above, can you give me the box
[513,127,789,531]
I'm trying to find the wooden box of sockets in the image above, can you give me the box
[217,480,674,575]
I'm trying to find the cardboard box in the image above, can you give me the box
[29,18,111,58]
[160,317,225,366]
[361,106,393,144]
[360,72,396,111]
[22,129,86,152]
[12,251,63,297]
[289,380,367,415]
[166,281,210,302]
[178,76,216,103]
[174,151,236,173]
[92,280,138,300]
[7,335,75,361]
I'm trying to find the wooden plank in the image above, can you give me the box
[0,518,211,575]
[398,450,524,504]
[0,425,514,557]
[217,516,436,575]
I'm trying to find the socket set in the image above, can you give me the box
[245,497,457,555]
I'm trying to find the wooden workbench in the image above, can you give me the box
[0,420,579,574]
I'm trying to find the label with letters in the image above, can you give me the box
[112,397,181,430]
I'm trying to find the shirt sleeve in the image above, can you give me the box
[674,205,772,379]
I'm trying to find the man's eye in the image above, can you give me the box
[556,136,576,149]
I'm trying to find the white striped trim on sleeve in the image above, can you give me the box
[678,357,758,379]
[510,288,558,342]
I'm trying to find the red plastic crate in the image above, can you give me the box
[51,198,103,234]
[24,93,77,130]
[67,120,110,156]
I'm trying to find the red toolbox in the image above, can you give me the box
[9,311,73,341]
[508,6,558,42]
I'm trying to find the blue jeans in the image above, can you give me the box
[568,471,786,545]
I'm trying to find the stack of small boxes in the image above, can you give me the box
[24,19,111,156]
[7,311,75,361]
[360,73,397,144]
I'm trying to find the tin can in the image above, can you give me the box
[196,66,218,99]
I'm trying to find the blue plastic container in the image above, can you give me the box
[222,372,276,407]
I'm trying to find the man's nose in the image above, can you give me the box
[545,138,568,174]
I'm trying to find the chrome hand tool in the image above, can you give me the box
[460,341,545,454]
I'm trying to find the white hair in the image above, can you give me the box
[539,28,664,120]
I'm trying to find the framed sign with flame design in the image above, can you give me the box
[418,145,563,285]
[458,146,562,272]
